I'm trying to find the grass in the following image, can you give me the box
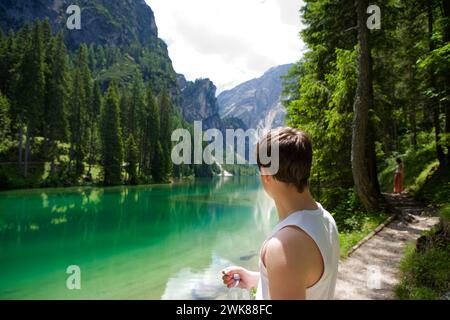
[378,141,437,193]
[327,188,389,257]
[338,211,388,257]
[395,227,450,299]
[412,165,450,207]
[394,163,450,300]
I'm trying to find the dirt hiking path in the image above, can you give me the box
[335,193,439,300]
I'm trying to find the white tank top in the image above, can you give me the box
[255,203,340,300]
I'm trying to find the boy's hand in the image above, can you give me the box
[221,266,259,290]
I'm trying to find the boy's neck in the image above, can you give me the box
[274,187,318,221]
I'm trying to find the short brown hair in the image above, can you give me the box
[257,127,312,192]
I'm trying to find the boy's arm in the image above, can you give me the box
[265,227,314,299]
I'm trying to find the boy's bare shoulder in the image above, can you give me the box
[266,226,317,260]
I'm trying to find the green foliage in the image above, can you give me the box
[338,211,388,258]
[0,19,191,189]
[151,141,164,183]
[332,189,367,232]
[87,81,103,172]
[395,241,450,300]
[378,135,437,192]
[100,82,124,186]
[127,71,145,140]
[14,20,46,132]
[97,61,140,85]
[69,44,92,178]
[288,47,357,209]
[43,31,69,168]
[413,165,450,207]
[141,85,160,179]
[395,162,450,300]
[286,0,450,211]
[439,204,450,224]
[125,135,139,185]
[0,92,10,141]
[158,88,173,182]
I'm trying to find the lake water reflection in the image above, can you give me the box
[0,177,276,299]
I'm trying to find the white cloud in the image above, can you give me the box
[146,0,305,94]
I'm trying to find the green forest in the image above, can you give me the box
[282,0,449,299]
[0,0,448,300]
[283,0,449,209]
[0,19,221,189]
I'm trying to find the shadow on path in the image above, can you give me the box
[335,193,439,300]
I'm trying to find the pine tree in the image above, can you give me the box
[69,44,91,178]
[351,0,380,210]
[8,28,26,172]
[96,45,106,69]
[0,92,10,142]
[0,30,7,95]
[151,141,164,182]
[41,18,52,47]
[44,32,69,176]
[101,82,124,186]
[15,20,46,177]
[159,88,173,181]
[88,44,97,72]
[125,135,139,185]
[141,85,160,178]
[87,81,102,176]
[128,71,145,141]
[119,88,130,142]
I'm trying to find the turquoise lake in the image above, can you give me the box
[0,177,277,299]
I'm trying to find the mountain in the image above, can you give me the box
[0,0,178,93]
[217,64,292,131]
[0,0,230,130]
[177,75,248,131]
[0,0,284,134]
[0,0,158,49]
[177,75,222,130]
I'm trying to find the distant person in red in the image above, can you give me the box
[393,158,404,193]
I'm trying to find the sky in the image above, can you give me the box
[145,0,306,93]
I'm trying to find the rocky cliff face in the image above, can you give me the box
[0,0,158,49]
[177,75,223,130]
[217,64,292,131]
[0,1,290,133]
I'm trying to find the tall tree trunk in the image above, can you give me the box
[442,0,450,165]
[367,124,380,194]
[408,60,417,149]
[428,0,446,167]
[351,0,379,210]
[367,52,380,195]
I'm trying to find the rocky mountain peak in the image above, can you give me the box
[217,64,292,131]
[0,0,158,49]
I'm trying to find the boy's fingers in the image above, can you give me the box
[222,275,233,283]
[222,268,232,275]
[222,274,236,286]
[222,267,240,275]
